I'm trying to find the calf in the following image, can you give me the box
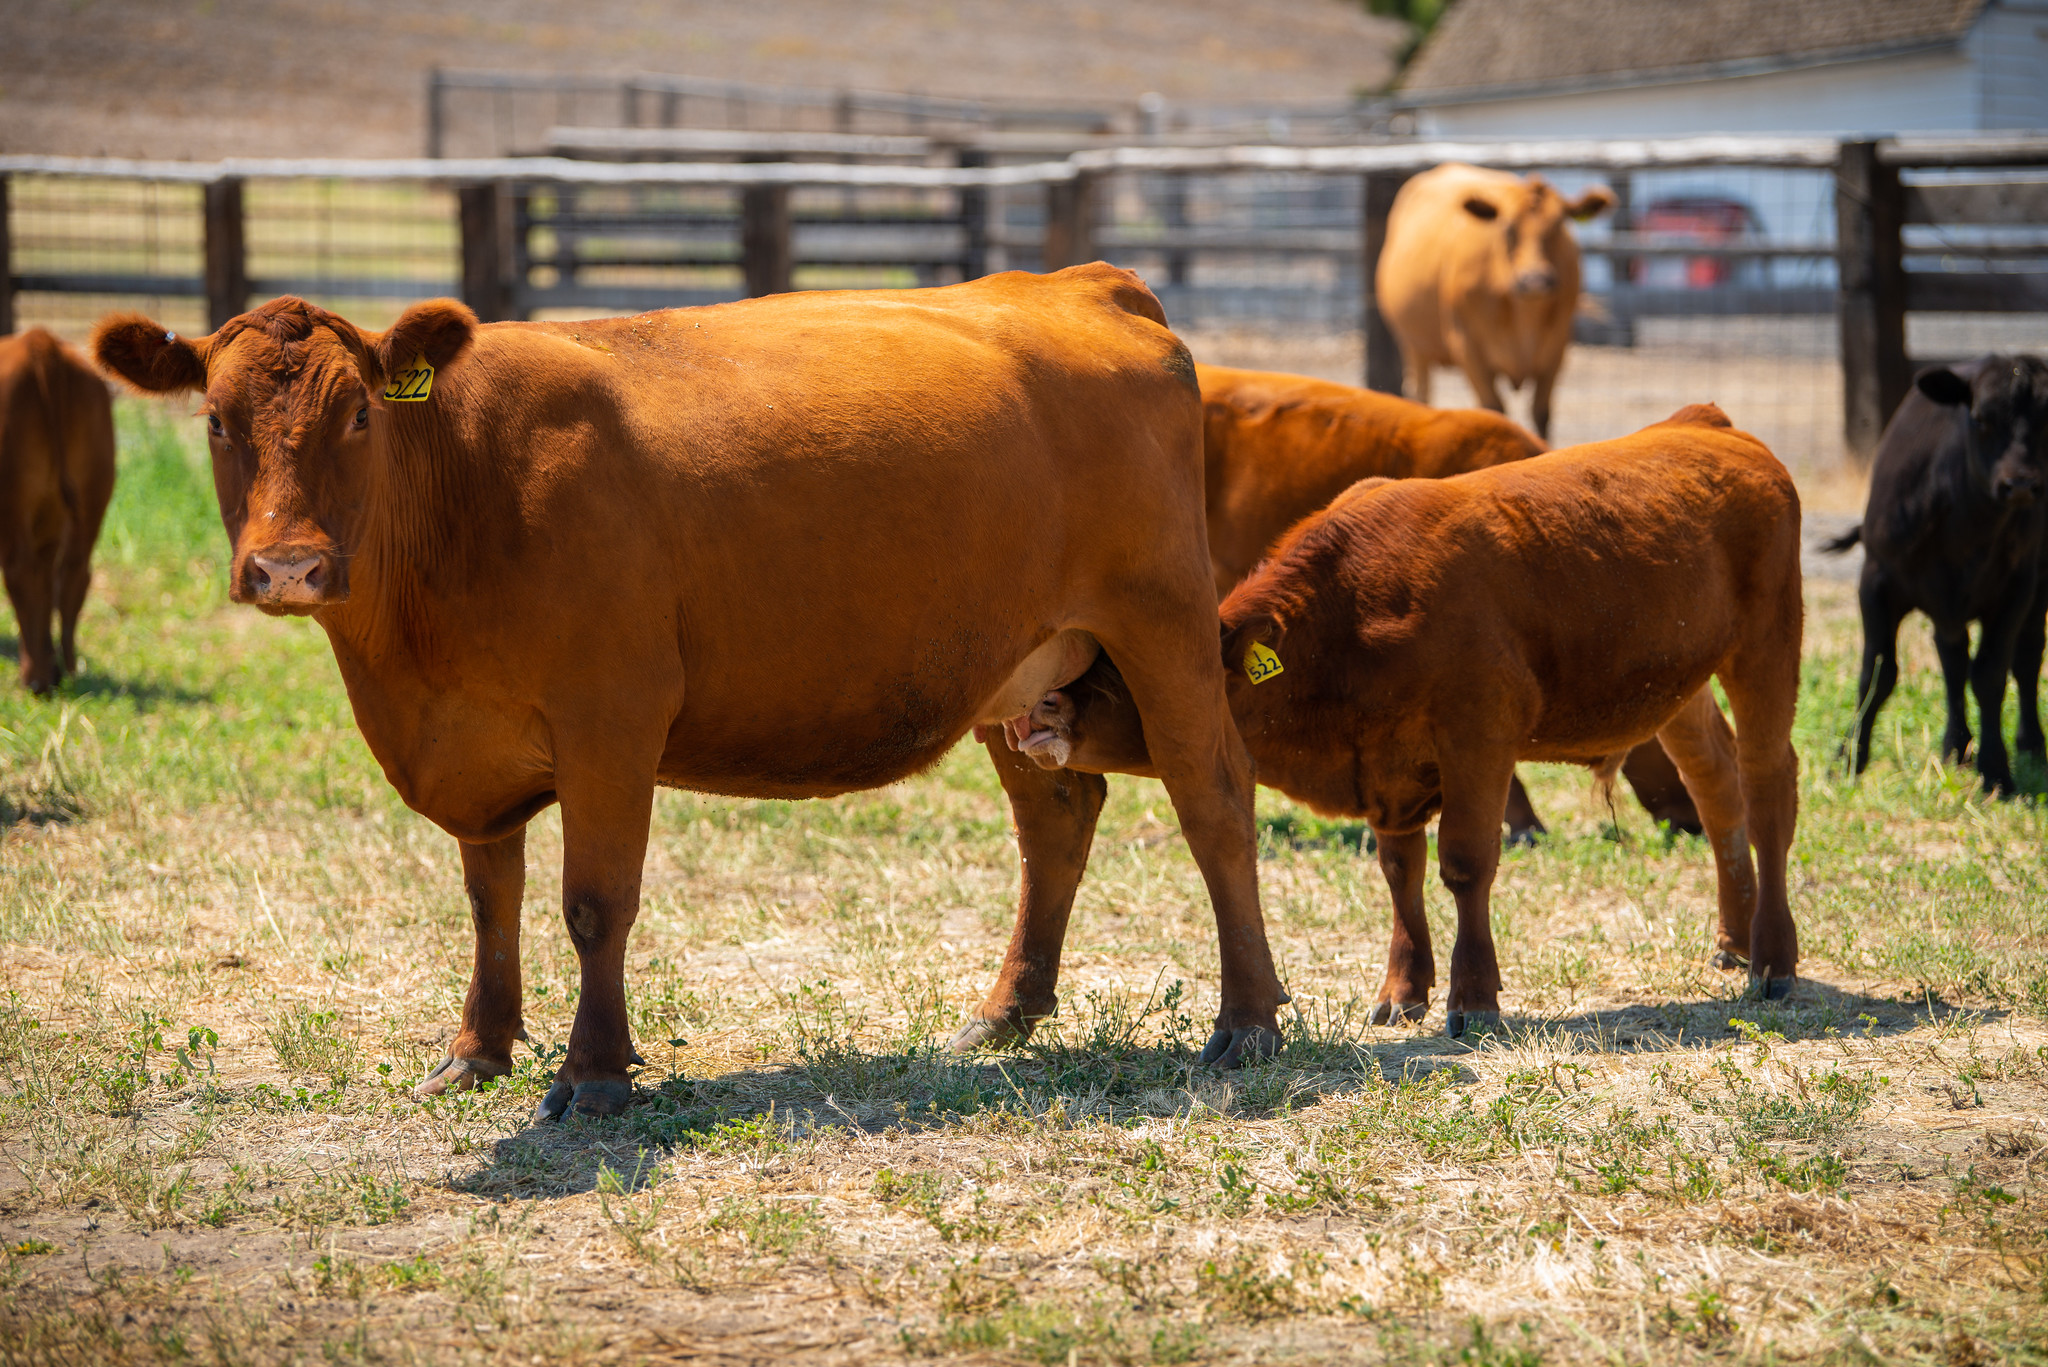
[0,329,116,693]
[1831,357,2048,796]
[1197,362,1703,841]
[1375,163,1613,441]
[1013,405,1803,1034]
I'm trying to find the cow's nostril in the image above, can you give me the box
[304,561,324,591]
[251,563,272,592]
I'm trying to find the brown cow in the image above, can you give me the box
[1196,362,1703,842]
[1376,163,1614,441]
[1010,404,1802,1034]
[93,268,1291,1117]
[0,328,116,694]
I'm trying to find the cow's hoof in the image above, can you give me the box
[415,1054,510,1099]
[1198,1024,1283,1069]
[535,1077,633,1121]
[1712,950,1748,972]
[1446,1009,1501,1040]
[1369,999,1427,1026]
[1503,827,1542,849]
[1748,974,1796,1001]
[948,1013,1032,1053]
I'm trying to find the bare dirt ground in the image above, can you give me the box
[0,0,1403,160]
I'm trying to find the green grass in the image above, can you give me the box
[0,397,2041,1363]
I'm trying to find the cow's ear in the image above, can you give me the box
[1460,195,1500,222]
[92,312,208,393]
[1917,367,1972,407]
[1566,186,1616,221]
[373,299,478,386]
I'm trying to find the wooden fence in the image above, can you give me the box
[3,134,2046,461]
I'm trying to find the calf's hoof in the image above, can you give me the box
[1503,826,1542,849]
[415,1054,511,1099]
[948,1011,1035,1053]
[1712,949,1748,972]
[1369,999,1427,1026]
[1199,1024,1283,1069]
[1747,974,1796,1002]
[536,1076,634,1121]
[1445,1009,1501,1040]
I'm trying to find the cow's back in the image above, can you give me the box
[1198,362,1541,589]
[0,330,114,552]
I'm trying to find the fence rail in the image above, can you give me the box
[4,134,2045,463]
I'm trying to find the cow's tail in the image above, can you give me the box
[22,329,82,522]
[1819,524,1862,554]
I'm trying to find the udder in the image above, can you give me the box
[972,629,1099,768]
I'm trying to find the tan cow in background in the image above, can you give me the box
[1376,163,1614,441]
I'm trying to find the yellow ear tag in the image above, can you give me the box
[382,353,434,403]
[1243,641,1285,684]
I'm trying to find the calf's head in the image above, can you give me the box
[1917,357,2048,508]
[1460,176,1615,299]
[93,296,476,614]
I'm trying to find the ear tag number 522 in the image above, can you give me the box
[382,353,435,403]
[1243,641,1284,684]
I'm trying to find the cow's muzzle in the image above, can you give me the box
[1513,268,1559,297]
[238,545,347,610]
[1994,471,2041,507]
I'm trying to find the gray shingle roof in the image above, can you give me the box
[1398,0,1987,101]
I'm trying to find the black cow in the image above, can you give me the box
[1828,355,2048,795]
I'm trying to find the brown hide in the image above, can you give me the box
[1043,404,1803,1033]
[0,329,115,693]
[1196,363,1544,594]
[1375,163,1613,441]
[92,268,1289,1113]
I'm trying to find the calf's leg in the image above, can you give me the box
[2013,582,2047,764]
[1969,594,2031,796]
[1932,623,1973,765]
[1718,658,1801,996]
[1099,630,1286,1067]
[419,829,529,1097]
[1502,773,1547,845]
[1370,826,1432,1024]
[1529,369,1557,443]
[1849,565,1906,774]
[951,737,1106,1051]
[3,543,59,695]
[1653,690,1756,969]
[54,523,95,680]
[1436,753,1514,1038]
[1621,738,1704,834]
[539,759,657,1119]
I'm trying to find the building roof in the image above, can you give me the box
[1397,0,1988,104]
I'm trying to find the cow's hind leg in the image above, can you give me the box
[1371,826,1432,1024]
[3,540,60,695]
[539,755,658,1119]
[1654,690,1756,971]
[1097,630,1285,1067]
[1850,564,1907,774]
[1718,650,1801,996]
[1437,748,1515,1038]
[419,829,529,1097]
[951,736,1106,1051]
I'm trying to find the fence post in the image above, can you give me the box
[1837,140,1908,464]
[0,176,13,337]
[458,182,511,322]
[203,177,248,330]
[1361,169,1409,394]
[742,182,793,297]
[958,148,989,282]
[1043,171,1095,272]
[426,67,445,158]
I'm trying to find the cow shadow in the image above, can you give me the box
[0,634,214,709]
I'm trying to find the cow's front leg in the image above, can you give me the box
[418,829,528,1098]
[2012,582,2047,763]
[1970,596,2031,796]
[1932,623,1973,764]
[539,763,656,1120]
[1529,369,1558,443]
[951,734,1107,1051]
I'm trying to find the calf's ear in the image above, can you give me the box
[1916,367,1972,407]
[373,299,479,386]
[1566,186,1616,220]
[92,312,208,393]
[1460,195,1500,222]
[1220,612,1282,673]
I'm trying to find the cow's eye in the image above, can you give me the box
[352,406,369,430]
[207,414,225,438]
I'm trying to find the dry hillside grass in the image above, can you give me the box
[0,0,1403,160]
[0,400,2042,1365]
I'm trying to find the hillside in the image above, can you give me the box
[1,0,1405,159]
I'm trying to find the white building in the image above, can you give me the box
[1392,0,2048,138]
